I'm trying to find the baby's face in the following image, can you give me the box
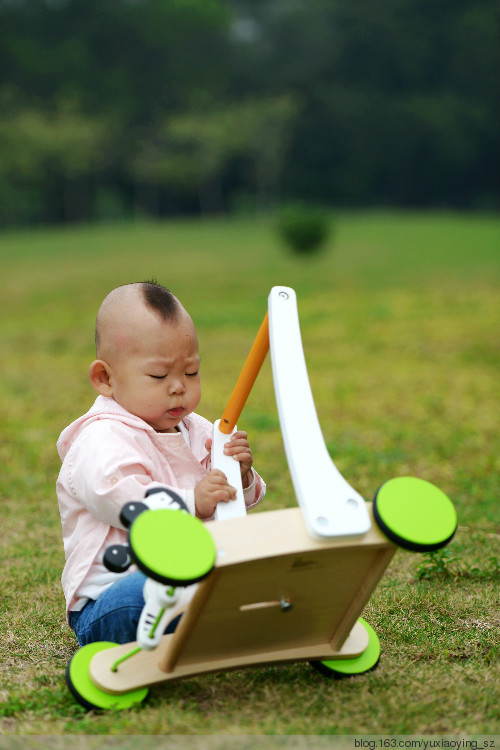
[108,311,201,432]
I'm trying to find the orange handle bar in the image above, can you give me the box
[218,312,270,434]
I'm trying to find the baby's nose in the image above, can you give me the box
[169,378,185,394]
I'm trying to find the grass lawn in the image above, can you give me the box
[0,210,499,736]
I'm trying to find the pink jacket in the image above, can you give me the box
[56,396,265,618]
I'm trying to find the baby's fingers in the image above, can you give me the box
[208,469,229,482]
[224,437,250,455]
[207,470,236,499]
[231,430,248,441]
[213,485,236,502]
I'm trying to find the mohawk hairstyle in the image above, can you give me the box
[94,281,181,357]
[140,279,180,321]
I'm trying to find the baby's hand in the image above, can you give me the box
[194,469,236,519]
[223,431,253,488]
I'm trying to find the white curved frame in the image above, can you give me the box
[213,285,371,540]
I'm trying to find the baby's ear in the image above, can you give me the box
[89,359,113,397]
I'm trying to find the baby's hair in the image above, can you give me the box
[95,280,181,356]
[140,279,180,321]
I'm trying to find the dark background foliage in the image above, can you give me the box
[0,0,498,226]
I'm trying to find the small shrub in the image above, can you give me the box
[414,546,500,581]
[276,203,332,254]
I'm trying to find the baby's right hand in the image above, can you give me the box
[194,469,236,519]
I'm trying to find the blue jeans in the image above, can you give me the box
[69,571,180,646]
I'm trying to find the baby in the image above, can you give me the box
[56,281,265,646]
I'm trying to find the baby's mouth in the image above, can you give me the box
[168,407,184,417]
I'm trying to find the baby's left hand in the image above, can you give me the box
[205,430,254,488]
[223,431,253,487]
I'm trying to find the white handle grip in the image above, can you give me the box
[211,419,247,521]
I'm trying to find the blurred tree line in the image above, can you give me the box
[0,0,498,226]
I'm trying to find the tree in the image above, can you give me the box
[0,100,108,223]
[130,97,298,214]
[0,0,497,224]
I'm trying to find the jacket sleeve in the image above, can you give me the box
[243,468,266,510]
[64,421,196,526]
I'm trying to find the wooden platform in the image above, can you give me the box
[91,505,395,694]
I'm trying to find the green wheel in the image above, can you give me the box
[129,508,216,586]
[66,642,149,711]
[373,476,457,552]
[311,618,380,678]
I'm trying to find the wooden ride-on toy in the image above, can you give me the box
[66,287,457,710]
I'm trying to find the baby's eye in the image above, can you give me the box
[186,371,199,377]
[149,374,166,380]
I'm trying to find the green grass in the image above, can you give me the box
[0,210,499,735]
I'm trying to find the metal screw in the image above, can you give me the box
[346,498,359,509]
[279,291,289,299]
[316,516,329,527]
